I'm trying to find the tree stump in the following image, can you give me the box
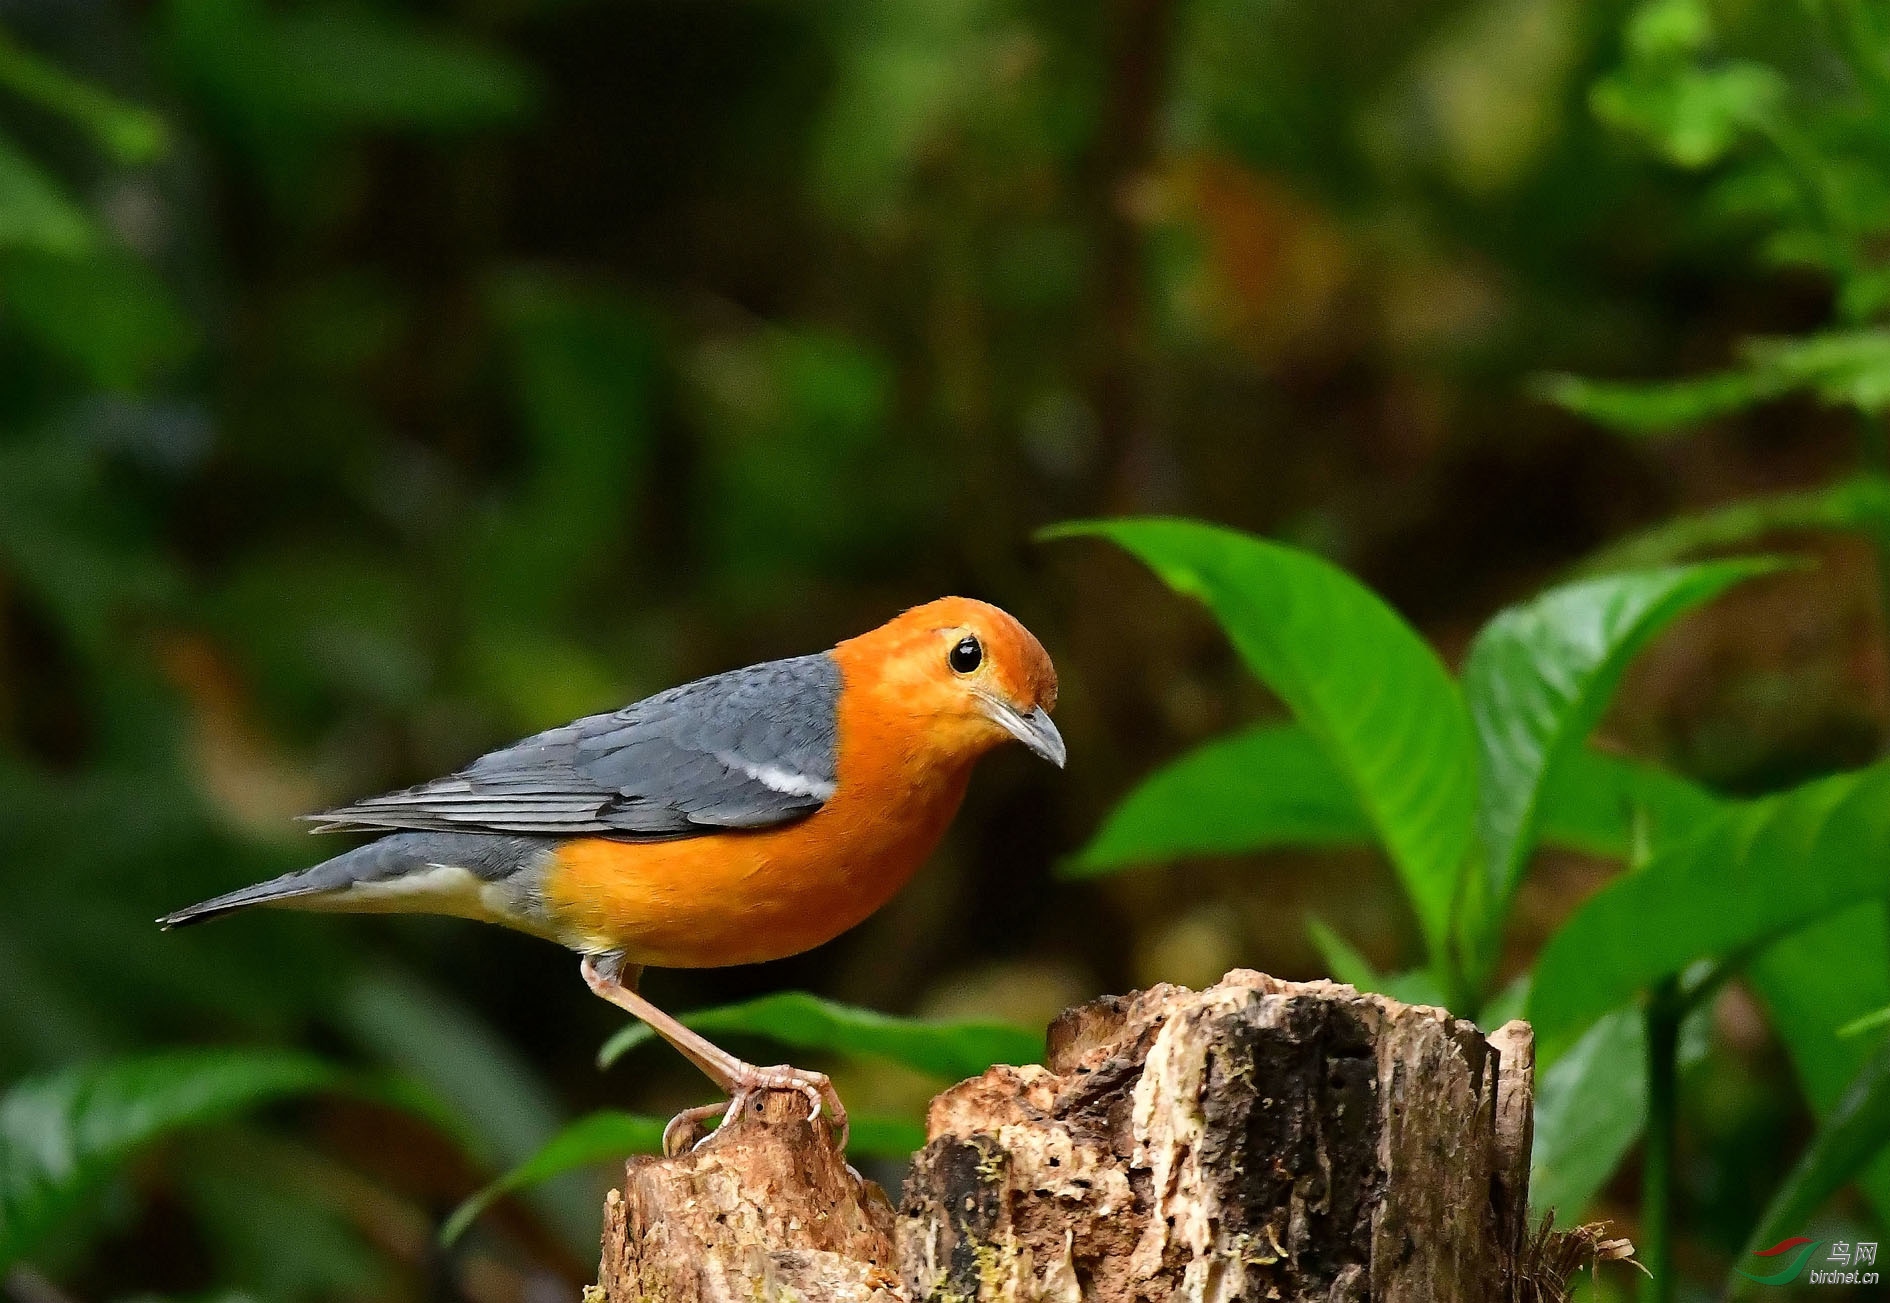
[594,1089,904,1303]
[594,970,1545,1303]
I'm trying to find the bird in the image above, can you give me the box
[161,597,1064,1153]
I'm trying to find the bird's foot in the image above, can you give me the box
[660,1102,730,1157]
[659,1064,850,1157]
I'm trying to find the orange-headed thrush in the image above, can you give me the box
[161,598,1063,1150]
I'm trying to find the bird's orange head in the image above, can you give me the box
[832,597,1064,768]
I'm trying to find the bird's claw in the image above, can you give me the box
[660,1065,850,1157]
[735,1064,850,1150]
[661,1102,729,1157]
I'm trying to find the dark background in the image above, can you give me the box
[2,0,1882,1298]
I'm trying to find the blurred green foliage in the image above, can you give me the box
[9,0,1890,1298]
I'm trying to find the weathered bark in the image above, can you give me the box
[594,970,1548,1303]
[900,970,1533,1303]
[594,1089,904,1303]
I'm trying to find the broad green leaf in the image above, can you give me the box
[1536,747,1729,856]
[1459,561,1773,983]
[1533,368,1786,435]
[1306,916,1379,988]
[166,0,537,136]
[1737,1034,1890,1288]
[1746,908,1890,1224]
[0,249,194,390]
[1530,1003,1711,1223]
[0,133,93,256]
[1530,1008,1648,1221]
[182,1160,385,1302]
[338,969,562,1170]
[597,991,1044,1081]
[1375,969,1453,1009]
[0,31,168,163]
[441,1108,928,1247]
[1063,725,1372,877]
[0,1049,346,1270]
[1304,919,1448,1009]
[1581,477,1890,574]
[337,969,592,1256]
[1480,974,1531,1031]
[848,1114,929,1158]
[1045,519,1476,971]
[1529,761,1890,1055]
[1304,917,1453,1010]
[1068,720,1722,875]
[440,1111,665,1246]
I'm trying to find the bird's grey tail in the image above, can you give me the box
[159,840,392,929]
[157,832,553,930]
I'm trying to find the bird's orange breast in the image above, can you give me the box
[537,649,978,968]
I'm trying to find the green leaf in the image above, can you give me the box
[440,1111,665,1247]
[1045,519,1477,974]
[0,1049,346,1270]
[338,969,563,1170]
[1747,331,1890,414]
[1746,907,1890,1224]
[1840,1006,1890,1040]
[1459,561,1774,983]
[1306,916,1379,988]
[1536,747,1730,857]
[0,31,168,163]
[166,0,537,136]
[848,1114,929,1158]
[1305,919,1451,1008]
[1063,725,1373,877]
[1543,334,1890,444]
[597,991,1044,1082]
[1622,0,1710,61]
[1591,60,1784,168]
[337,969,593,1256]
[0,132,94,256]
[1529,760,1890,1056]
[441,1107,928,1247]
[0,249,194,390]
[1581,477,1890,573]
[1480,973,1532,1031]
[1375,969,1453,1009]
[1532,368,1788,435]
[1530,1008,1648,1221]
[1068,721,1722,874]
[1530,1003,1710,1223]
[1737,1034,1890,1287]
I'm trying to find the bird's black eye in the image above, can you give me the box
[949,635,983,674]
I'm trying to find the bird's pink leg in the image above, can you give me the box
[580,955,849,1156]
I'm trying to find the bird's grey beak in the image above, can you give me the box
[979,696,1067,768]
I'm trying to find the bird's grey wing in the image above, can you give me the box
[305,653,842,838]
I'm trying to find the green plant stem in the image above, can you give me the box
[1642,979,1683,1303]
